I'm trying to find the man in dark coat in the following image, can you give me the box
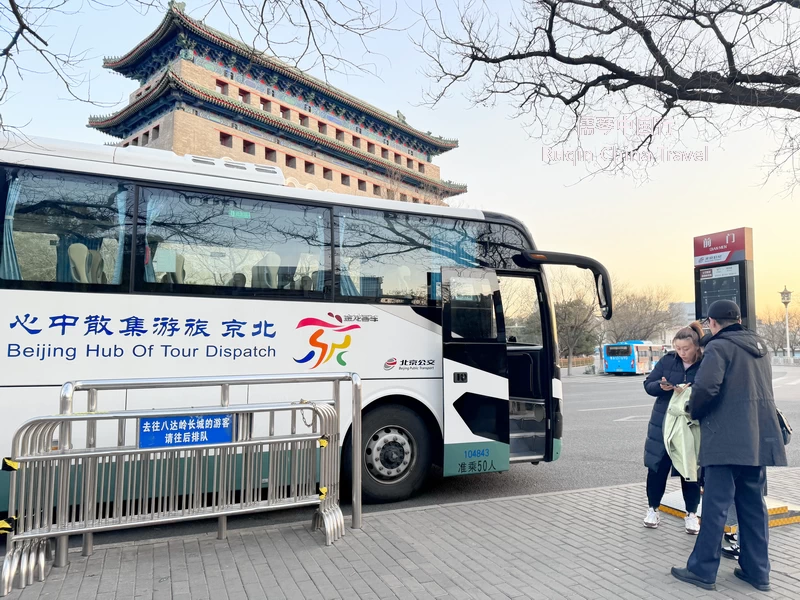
[671,300,787,592]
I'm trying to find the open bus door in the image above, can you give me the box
[440,251,613,476]
[441,267,511,476]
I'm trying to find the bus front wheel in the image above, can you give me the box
[343,404,432,504]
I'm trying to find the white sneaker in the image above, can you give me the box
[685,513,700,535]
[643,507,660,528]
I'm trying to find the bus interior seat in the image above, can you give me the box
[228,272,246,288]
[252,252,280,288]
[295,253,320,291]
[87,250,106,284]
[173,254,185,283]
[160,253,186,284]
[298,275,314,291]
[68,243,90,283]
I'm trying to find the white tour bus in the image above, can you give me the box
[0,136,612,505]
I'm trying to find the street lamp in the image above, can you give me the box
[780,287,792,359]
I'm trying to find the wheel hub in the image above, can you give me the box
[365,426,414,483]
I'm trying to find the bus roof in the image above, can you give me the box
[0,135,490,222]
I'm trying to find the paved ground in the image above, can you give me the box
[8,468,800,600]
[40,369,800,549]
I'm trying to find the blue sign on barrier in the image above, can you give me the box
[138,414,234,449]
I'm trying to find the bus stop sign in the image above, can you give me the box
[693,228,756,329]
[693,227,752,267]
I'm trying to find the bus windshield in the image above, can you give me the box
[606,345,632,357]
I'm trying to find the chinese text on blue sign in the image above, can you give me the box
[138,415,234,449]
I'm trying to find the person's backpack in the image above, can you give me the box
[777,408,792,445]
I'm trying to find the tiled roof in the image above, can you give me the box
[103,3,458,152]
[88,69,468,195]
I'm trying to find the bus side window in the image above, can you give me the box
[448,276,498,340]
[497,276,542,346]
[135,187,330,296]
[334,208,530,305]
[334,207,475,304]
[0,167,132,287]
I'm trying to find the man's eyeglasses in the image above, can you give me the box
[700,318,710,327]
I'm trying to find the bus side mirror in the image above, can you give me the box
[595,273,611,320]
[514,250,614,320]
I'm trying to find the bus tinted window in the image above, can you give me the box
[335,208,530,303]
[498,276,542,345]
[336,208,478,303]
[0,168,132,287]
[476,222,529,269]
[448,274,499,341]
[606,345,631,356]
[137,187,330,295]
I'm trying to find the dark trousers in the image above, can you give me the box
[646,456,701,513]
[687,465,770,583]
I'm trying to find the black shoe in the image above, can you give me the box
[721,543,740,560]
[671,567,716,591]
[734,567,770,592]
[724,532,738,544]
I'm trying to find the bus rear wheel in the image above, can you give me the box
[344,404,432,504]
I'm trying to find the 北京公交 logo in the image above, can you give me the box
[294,313,361,369]
[384,358,397,371]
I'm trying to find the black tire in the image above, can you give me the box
[343,404,433,504]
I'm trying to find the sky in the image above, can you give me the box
[3,1,799,316]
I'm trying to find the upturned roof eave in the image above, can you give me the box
[101,5,459,153]
[88,72,467,195]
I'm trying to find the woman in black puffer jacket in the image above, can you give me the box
[642,323,704,534]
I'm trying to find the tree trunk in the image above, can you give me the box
[567,348,574,376]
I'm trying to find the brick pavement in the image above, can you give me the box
[7,468,800,600]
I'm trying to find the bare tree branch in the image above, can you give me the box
[0,0,396,133]
[418,0,800,188]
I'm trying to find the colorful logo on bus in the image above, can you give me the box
[294,313,361,369]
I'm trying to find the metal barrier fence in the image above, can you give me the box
[772,357,800,367]
[557,356,594,369]
[1,373,362,596]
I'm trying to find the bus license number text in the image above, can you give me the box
[464,448,490,459]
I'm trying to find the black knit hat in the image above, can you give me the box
[708,300,741,321]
